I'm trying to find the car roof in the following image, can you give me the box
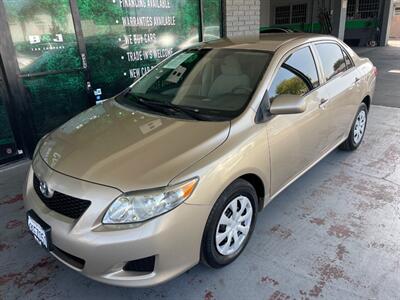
[201,33,337,52]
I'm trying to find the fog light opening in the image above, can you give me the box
[123,255,156,273]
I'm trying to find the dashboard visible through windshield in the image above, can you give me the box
[117,48,272,121]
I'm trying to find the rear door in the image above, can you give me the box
[267,45,332,196]
[313,42,361,149]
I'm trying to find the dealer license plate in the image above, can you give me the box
[27,210,52,250]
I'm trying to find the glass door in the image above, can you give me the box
[0,63,18,163]
[3,0,93,142]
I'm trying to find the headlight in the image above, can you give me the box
[103,178,198,224]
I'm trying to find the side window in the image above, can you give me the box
[284,47,320,88]
[315,43,347,81]
[269,68,309,101]
[269,46,319,101]
[342,49,353,69]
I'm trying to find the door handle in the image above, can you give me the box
[354,77,360,84]
[319,98,329,109]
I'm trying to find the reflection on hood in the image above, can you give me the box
[39,99,230,192]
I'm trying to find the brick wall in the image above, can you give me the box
[224,0,260,37]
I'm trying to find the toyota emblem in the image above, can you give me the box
[39,180,54,198]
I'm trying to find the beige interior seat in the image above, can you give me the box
[208,55,250,98]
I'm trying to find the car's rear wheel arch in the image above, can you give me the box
[362,95,371,111]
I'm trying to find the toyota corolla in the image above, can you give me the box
[24,33,376,287]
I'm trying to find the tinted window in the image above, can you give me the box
[315,43,347,81]
[284,47,319,88]
[269,67,309,100]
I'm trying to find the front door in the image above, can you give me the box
[266,45,331,196]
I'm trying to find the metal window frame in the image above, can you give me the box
[347,0,381,20]
[275,5,291,24]
[274,3,308,25]
[291,3,308,24]
[199,0,205,41]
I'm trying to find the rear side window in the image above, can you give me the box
[269,46,319,100]
[315,43,347,81]
[342,49,353,69]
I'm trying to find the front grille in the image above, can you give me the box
[33,175,91,219]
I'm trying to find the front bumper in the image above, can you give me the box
[23,158,211,287]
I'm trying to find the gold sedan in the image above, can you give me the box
[24,33,376,287]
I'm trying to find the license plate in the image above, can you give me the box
[27,210,52,251]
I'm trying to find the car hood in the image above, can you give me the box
[39,99,230,192]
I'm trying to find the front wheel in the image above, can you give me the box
[201,179,258,268]
[339,102,368,151]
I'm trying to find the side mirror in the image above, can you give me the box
[270,94,306,115]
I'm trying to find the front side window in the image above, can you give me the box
[284,47,319,88]
[117,49,272,121]
[315,43,347,81]
[269,68,309,101]
[268,46,319,101]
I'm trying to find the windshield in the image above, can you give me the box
[116,48,272,121]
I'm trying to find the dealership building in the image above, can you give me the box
[0,0,398,166]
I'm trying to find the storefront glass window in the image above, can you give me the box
[23,73,88,138]
[203,0,222,41]
[78,0,202,101]
[4,0,81,74]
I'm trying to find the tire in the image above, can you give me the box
[201,179,258,268]
[339,102,368,151]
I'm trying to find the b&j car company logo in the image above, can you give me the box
[29,33,65,52]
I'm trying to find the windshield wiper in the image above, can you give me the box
[137,97,205,121]
[135,97,170,116]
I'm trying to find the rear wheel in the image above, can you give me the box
[339,103,368,151]
[201,179,258,268]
